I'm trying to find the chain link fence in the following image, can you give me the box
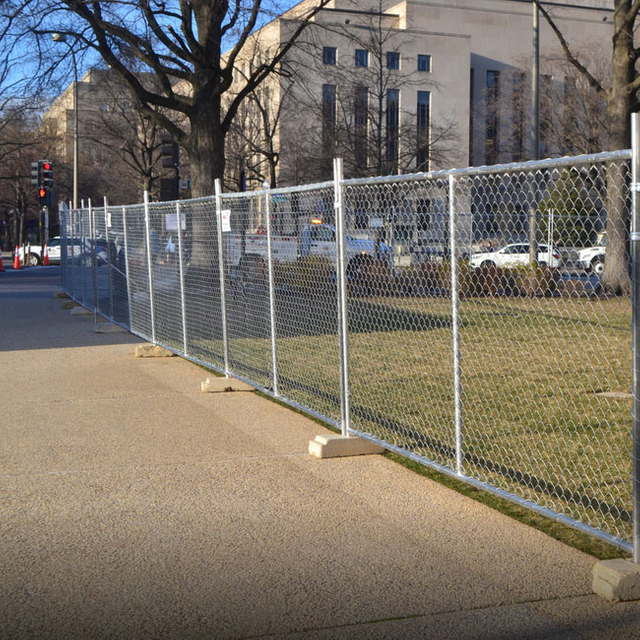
[60,149,638,554]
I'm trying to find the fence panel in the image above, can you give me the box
[218,191,273,388]
[270,184,342,425]
[454,157,633,543]
[172,199,223,369]
[342,177,459,468]
[123,204,153,342]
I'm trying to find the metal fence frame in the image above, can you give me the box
[60,129,640,560]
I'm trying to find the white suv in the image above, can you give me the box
[576,232,606,275]
[470,242,562,269]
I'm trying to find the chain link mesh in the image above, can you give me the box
[61,152,634,546]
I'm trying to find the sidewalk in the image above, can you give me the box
[1,266,639,639]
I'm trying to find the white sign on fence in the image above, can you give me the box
[165,212,186,231]
[221,209,232,233]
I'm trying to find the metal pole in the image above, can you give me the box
[264,188,279,396]
[531,0,540,162]
[334,158,350,437]
[143,191,156,344]
[529,0,540,266]
[88,199,98,321]
[631,113,640,564]
[215,179,230,377]
[71,47,79,211]
[104,196,114,321]
[71,208,76,300]
[449,174,463,475]
[176,201,188,356]
[80,206,86,305]
[122,205,133,330]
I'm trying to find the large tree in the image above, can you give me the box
[539,0,635,294]
[27,0,330,198]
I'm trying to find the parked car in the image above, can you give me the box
[17,237,111,266]
[576,232,606,276]
[470,242,562,269]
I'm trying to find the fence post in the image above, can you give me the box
[80,205,86,306]
[176,201,188,356]
[334,158,350,437]
[632,113,640,564]
[449,174,463,476]
[71,207,76,301]
[264,188,279,396]
[122,205,133,330]
[89,199,98,318]
[215,179,230,377]
[143,190,156,345]
[104,196,114,322]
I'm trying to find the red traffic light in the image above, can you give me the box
[39,188,46,198]
[42,162,52,171]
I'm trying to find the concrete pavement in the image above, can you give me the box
[1,266,639,639]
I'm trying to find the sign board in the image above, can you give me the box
[165,212,186,231]
[221,209,232,233]
[179,179,191,190]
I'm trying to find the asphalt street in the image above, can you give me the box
[1,265,639,639]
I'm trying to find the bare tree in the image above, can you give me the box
[24,0,331,199]
[539,0,635,294]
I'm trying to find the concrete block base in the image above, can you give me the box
[134,344,175,358]
[53,291,70,299]
[70,306,92,316]
[309,434,385,459]
[200,377,254,393]
[61,301,78,309]
[593,559,640,602]
[95,323,127,334]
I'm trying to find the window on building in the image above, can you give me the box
[417,90,430,171]
[486,70,500,164]
[417,54,431,72]
[99,102,109,112]
[355,49,368,67]
[323,47,337,65]
[354,85,369,170]
[386,52,400,70]
[386,89,399,171]
[322,84,337,161]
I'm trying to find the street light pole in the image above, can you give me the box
[529,0,540,266]
[53,33,79,210]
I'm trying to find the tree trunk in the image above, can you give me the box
[602,2,634,295]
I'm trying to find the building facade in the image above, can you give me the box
[225,0,613,189]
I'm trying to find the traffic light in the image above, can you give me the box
[30,162,40,186]
[35,160,53,207]
[159,132,179,201]
[160,132,179,169]
[41,161,53,189]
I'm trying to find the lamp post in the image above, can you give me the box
[52,33,79,210]
[529,0,540,266]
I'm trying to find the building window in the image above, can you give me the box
[386,89,399,171]
[99,102,109,112]
[417,55,431,72]
[322,84,337,158]
[323,47,337,65]
[354,85,369,170]
[486,70,500,164]
[417,90,430,171]
[355,49,369,68]
[386,52,400,70]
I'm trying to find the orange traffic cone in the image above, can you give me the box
[13,246,22,270]
[43,245,50,266]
